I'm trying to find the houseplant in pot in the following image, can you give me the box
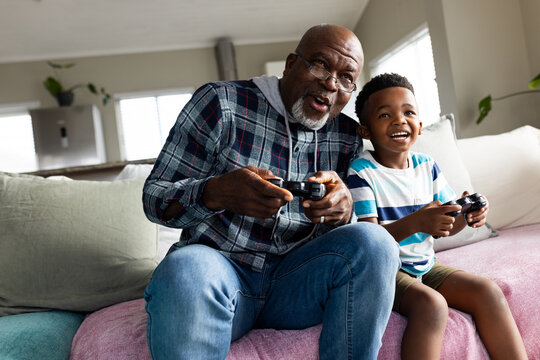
[43,61,111,107]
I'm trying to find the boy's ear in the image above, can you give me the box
[358,124,371,139]
[418,121,423,135]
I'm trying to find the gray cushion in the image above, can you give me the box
[0,172,158,316]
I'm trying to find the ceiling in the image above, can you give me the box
[0,0,368,64]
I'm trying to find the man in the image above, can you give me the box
[142,24,400,360]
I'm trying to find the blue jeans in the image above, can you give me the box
[144,222,400,360]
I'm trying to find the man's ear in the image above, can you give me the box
[358,124,371,139]
[282,53,297,77]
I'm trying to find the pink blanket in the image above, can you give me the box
[70,223,540,359]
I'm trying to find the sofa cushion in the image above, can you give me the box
[457,125,540,230]
[70,297,322,360]
[0,173,158,316]
[115,164,181,262]
[412,115,497,251]
[70,299,150,360]
[435,223,540,359]
[0,310,84,360]
[412,114,474,194]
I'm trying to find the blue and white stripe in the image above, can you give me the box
[348,151,455,276]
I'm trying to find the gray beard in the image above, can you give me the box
[290,98,329,130]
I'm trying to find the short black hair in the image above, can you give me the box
[355,73,415,125]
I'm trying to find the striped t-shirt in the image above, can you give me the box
[348,151,455,275]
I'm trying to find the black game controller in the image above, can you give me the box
[267,178,326,201]
[443,193,487,226]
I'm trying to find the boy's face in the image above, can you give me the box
[359,86,422,157]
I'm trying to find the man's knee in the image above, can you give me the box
[149,245,233,300]
[335,222,400,271]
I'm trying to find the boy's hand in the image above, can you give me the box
[461,191,489,228]
[414,201,462,238]
[302,171,353,226]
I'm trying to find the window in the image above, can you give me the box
[0,102,40,173]
[265,61,286,78]
[117,89,193,161]
[370,26,441,126]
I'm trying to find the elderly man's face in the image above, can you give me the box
[281,26,363,128]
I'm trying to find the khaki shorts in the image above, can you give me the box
[393,262,461,312]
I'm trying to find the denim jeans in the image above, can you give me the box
[144,222,400,360]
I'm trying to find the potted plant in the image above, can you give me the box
[43,61,111,107]
[476,73,540,124]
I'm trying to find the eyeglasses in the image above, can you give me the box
[293,52,357,93]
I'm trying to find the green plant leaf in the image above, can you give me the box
[529,73,540,89]
[43,76,63,96]
[87,83,98,94]
[476,95,492,124]
[102,94,111,106]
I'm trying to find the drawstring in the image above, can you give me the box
[271,115,320,243]
[283,115,319,178]
[314,131,318,173]
[284,115,293,181]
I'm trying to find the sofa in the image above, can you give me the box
[1,116,539,360]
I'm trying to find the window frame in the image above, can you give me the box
[114,87,194,161]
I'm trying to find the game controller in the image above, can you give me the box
[267,178,326,201]
[443,193,487,226]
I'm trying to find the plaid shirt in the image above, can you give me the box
[143,80,362,271]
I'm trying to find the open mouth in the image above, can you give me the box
[308,93,331,113]
[390,131,410,140]
[313,94,329,106]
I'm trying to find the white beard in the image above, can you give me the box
[290,98,329,130]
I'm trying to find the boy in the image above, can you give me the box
[348,73,527,359]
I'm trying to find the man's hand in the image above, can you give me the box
[203,166,293,218]
[302,171,353,226]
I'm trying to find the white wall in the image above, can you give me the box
[354,0,540,138]
[0,41,296,163]
[439,0,538,137]
[519,0,540,117]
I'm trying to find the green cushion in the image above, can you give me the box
[0,172,158,316]
[0,311,84,360]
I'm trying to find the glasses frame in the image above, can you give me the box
[293,52,357,93]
